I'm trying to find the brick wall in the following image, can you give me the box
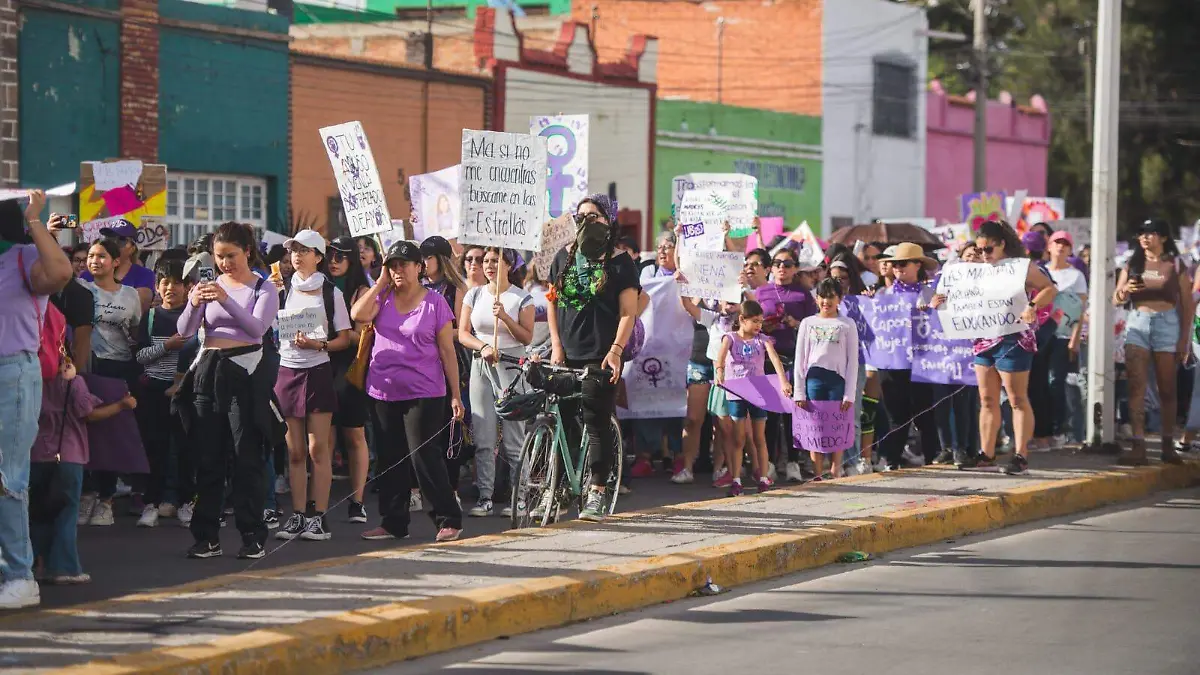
[0,0,18,185]
[571,0,822,117]
[120,0,159,161]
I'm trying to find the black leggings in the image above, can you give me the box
[558,362,619,488]
[190,379,267,546]
[372,396,462,536]
[1029,320,1059,438]
[879,369,941,465]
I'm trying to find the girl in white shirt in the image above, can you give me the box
[794,278,860,479]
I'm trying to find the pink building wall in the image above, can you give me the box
[925,89,1052,224]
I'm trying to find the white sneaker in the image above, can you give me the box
[137,504,159,528]
[856,459,874,475]
[764,461,777,483]
[157,503,178,519]
[177,502,194,527]
[274,475,290,495]
[1117,424,1134,440]
[785,462,804,482]
[89,501,115,526]
[901,448,926,467]
[114,478,133,498]
[0,578,40,610]
[874,457,891,473]
[670,468,695,484]
[1052,434,1069,449]
[409,491,423,512]
[842,461,861,477]
[77,493,98,526]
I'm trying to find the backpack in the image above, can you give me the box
[279,278,337,339]
[18,248,68,379]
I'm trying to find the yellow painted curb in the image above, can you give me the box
[46,461,1200,675]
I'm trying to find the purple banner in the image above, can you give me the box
[858,291,917,370]
[719,375,793,414]
[82,374,148,474]
[911,308,978,386]
[792,401,855,453]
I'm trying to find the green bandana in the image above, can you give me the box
[0,240,15,257]
[331,274,346,292]
[558,251,604,310]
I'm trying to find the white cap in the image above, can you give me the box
[283,229,327,255]
[182,252,214,281]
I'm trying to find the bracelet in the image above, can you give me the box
[609,343,624,353]
[321,340,328,351]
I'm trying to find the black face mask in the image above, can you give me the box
[575,213,609,261]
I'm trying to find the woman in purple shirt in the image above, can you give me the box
[351,241,464,543]
[174,222,281,561]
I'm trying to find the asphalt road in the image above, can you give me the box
[374,487,1200,675]
[46,470,719,609]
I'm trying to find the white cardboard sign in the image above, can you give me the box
[678,250,744,302]
[672,173,757,236]
[319,121,392,237]
[460,129,548,251]
[531,114,588,220]
[91,160,144,191]
[277,306,327,341]
[677,189,732,251]
[936,259,1031,340]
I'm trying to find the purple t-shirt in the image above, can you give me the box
[754,282,816,357]
[723,331,773,401]
[80,263,155,291]
[0,244,48,357]
[367,289,454,402]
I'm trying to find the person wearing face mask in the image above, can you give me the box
[546,194,640,521]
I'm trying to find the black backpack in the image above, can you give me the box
[279,279,337,339]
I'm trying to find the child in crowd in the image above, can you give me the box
[794,279,860,479]
[31,358,136,585]
[133,258,193,527]
[714,300,791,496]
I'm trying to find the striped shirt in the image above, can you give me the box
[136,305,185,381]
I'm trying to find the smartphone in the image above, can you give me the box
[65,214,78,229]
[198,266,217,284]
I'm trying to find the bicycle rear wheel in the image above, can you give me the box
[579,414,625,515]
[510,419,558,530]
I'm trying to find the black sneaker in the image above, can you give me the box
[237,542,266,559]
[934,449,956,465]
[348,501,368,524]
[219,514,228,528]
[187,541,222,559]
[1002,454,1029,475]
[275,513,306,540]
[300,514,331,541]
[263,509,282,529]
[955,449,978,469]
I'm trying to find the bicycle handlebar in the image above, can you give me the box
[490,351,608,379]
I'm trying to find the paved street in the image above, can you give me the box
[375,488,1200,675]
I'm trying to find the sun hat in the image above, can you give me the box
[879,242,938,271]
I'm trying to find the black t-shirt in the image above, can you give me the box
[550,250,641,363]
[690,321,710,365]
[51,278,96,330]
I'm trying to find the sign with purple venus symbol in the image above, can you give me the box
[641,357,663,387]
[318,120,392,237]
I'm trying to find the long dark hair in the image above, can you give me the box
[977,220,1026,260]
[1128,219,1177,276]
[330,246,370,311]
[554,197,618,297]
[829,253,868,295]
[486,247,525,288]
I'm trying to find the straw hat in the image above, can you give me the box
[879,242,938,271]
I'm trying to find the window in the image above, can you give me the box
[165,173,268,247]
[872,56,916,139]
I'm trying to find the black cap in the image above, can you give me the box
[420,235,453,259]
[329,236,356,253]
[384,240,422,265]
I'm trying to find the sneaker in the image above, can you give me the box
[856,459,874,475]
[275,513,306,541]
[670,468,695,484]
[757,477,772,492]
[89,501,114,526]
[274,475,290,495]
[501,502,521,518]
[409,491,423,512]
[617,484,632,496]
[953,448,976,468]
[0,579,40,609]
[629,458,654,478]
[298,514,329,541]
[186,541,222,559]
[765,461,777,483]
[711,467,731,488]
[1002,454,1029,475]
[361,527,406,541]
[157,503,178,519]
[263,509,282,529]
[1116,423,1134,440]
[219,514,228,528]
[77,493,97,526]
[127,493,146,516]
[348,501,368,523]
[468,499,493,517]
[177,502,194,527]
[114,478,133,498]
[727,480,744,497]
[237,542,266,560]
[529,490,556,520]
[1052,434,1070,449]
[785,461,804,483]
[436,527,462,542]
[933,449,955,465]
[579,489,607,522]
[137,504,159,528]
[873,457,891,473]
[50,573,91,585]
[901,448,926,467]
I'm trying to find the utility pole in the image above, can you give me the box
[716,17,726,104]
[1085,0,1121,451]
[420,0,432,172]
[1080,37,1093,138]
[972,0,987,191]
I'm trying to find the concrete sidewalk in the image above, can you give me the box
[3,452,1197,675]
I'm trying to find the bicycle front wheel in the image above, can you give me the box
[511,419,558,530]
[579,414,625,515]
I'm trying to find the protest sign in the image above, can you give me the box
[134,216,169,251]
[678,250,744,302]
[746,216,783,252]
[530,214,575,279]
[911,308,978,386]
[79,160,166,229]
[531,115,588,220]
[769,221,823,266]
[959,191,1007,230]
[719,375,793,414]
[677,188,732,251]
[92,160,144,191]
[0,188,28,202]
[1051,218,1092,249]
[936,259,1031,340]
[409,165,460,241]
[319,121,391,237]
[81,215,126,244]
[857,290,917,370]
[460,129,548,251]
[1005,195,1065,235]
[379,221,407,253]
[792,401,856,453]
[1053,290,1085,339]
[277,306,327,341]
[672,173,758,237]
[840,295,875,351]
[619,276,692,419]
[931,223,970,250]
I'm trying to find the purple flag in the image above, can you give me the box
[792,401,855,453]
[911,308,979,386]
[719,375,793,414]
[858,291,917,370]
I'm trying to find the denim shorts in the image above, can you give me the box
[687,361,715,386]
[804,366,846,402]
[1125,308,1180,353]
[725,398,768,421]
[973,333,1034,373]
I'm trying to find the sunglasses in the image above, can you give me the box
[980,246,995,254]
[743,261,763,269]
[871,253,888,260]
[772,259,798,269]
[463,255,484,264]
[330,251,350,263]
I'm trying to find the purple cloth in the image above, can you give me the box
[80,263,155,290]
[81,373,148,474]
[754,282,817,356]
[719,375,792,414]
[911,308,978,386]
[622,318,645,361]
[367,289,455,402]
[858,290,918,370]
[792,400,855,453]
[31,376,101,464]
[721,332,773,400]
[178,276,279,344]
[0,244,46,356]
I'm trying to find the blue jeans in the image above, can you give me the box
[0,352,42,582]
[1047,337,1073,439]
[804,366,846,401]
[30,462,85,576]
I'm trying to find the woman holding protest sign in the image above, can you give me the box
[935,221,1057,475]
[1111,219,1192,465]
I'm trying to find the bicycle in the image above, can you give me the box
[490,353,624,529]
